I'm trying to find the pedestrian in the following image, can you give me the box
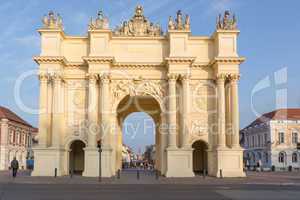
[11,157,19,178]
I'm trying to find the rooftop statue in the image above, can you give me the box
[113,5,163,37]
[168,16,175,30]
[216,10,237,30]
[89,10,110,30]
[168,10,190,31]
[42,11,63,29]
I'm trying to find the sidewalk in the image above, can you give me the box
[1,170,300,185]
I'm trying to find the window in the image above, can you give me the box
[279,132,285,144]
[292,132,298,144]
[9,130,14,144]
[292,152,298,163]
[264,133,268,145]
[258,135,261,147]
[257,152,262,160]
[278,152,286,163]
[265,152,268,163]
[19,133,21,145]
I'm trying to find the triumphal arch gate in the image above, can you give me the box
[32,6,245,177]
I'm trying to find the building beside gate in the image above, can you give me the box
[240,108,300,171]
[32,6,245,177]
[0,106,37,170]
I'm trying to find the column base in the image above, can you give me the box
[208,148,245,178]
[165,147,194,177]
[31,147,66,176]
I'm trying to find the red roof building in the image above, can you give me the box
[0,106,37,170]
[240,108,300,171]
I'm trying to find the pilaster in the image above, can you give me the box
[51,73,64,148]
[0,119,9,170]
[181,74,191,148]
[167,73,178,149]
[216,73,227,149]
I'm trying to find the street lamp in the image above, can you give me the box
[97,140,102,182]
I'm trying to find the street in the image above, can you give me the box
[0,183,300,200]
[1,171,300,200]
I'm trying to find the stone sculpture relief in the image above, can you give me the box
[111,78,166,109]
[113,5,163,36]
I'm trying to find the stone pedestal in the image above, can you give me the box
[82,147,113,177]
[165,148,194,177]
[82,147,99,177]
[101,147,113,177]
[208,148,245,177]
[31,147,66,176]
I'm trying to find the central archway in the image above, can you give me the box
[114,94,162,173]
[69,140,86,175]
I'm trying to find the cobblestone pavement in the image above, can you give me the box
[1,170,300,185]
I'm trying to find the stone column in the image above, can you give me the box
[51,73,63,148]
[87,73,98,148]
[167,73,178,149]
[181,74,191,148]
[230,74,241,148]
[216,74,226,148]
[100,73,111,148]
[38,73,48,148]
[99,73,113,177]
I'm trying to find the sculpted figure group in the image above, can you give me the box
[216,10,237,30]
[168,10,190,31]
[42,11,63,29]
[114,5,163,37]
[89,10,110,30]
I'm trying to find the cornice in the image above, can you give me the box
[82,56,115,64]
[191,63,210,68]
[64,62,87,69]
[112,62,165,69]
[165,57,196,65]
[33,56,67,65]
[209,57,246,65]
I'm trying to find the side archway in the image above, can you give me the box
[192,140,208,174]
[69,140,86,175]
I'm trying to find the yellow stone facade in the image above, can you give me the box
[32,7,245,177]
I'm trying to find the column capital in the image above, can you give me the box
[86,73,99,83]
[38,73,49,83]
[180,74,191,81]
[167,73,179,81]
[216,73,227,82]
[99,73,111,83]
[228,73,241,82]
[50,73,64,83]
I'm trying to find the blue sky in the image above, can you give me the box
[0,0,299,153]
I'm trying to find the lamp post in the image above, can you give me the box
[97,140,102,182]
